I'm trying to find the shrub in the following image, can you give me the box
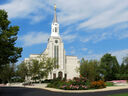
[90,80,106,89]
[47,78,66,88]
[60,77,89,90]
[47,77,89,90]
[42,79,54,83]
[60,84,87,90]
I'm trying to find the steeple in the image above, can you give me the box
[51,4,60,37]
[53,4,57,23]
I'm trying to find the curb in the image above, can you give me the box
[25,85,128,93]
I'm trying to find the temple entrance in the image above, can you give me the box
[53,73,56,79]
[58,71,63,80]
[64,74,67,80]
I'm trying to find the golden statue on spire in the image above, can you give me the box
[54,4,56,10]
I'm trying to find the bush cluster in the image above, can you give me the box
[60,77,89,90]
[90,80,106,89]
[47,77,89,90]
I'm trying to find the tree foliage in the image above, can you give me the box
[0,63,15,83]
[79,53,125,81]
[116,55,128,79]
[100,53,120,81]
[0,9,22,68]
[80,58,100,81]
[16,62,29,81]
[17,56,57,82]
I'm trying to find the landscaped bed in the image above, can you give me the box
[47,77,107,90]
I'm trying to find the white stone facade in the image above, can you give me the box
[24,5,79,80]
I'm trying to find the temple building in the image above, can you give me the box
[24,5,79,80]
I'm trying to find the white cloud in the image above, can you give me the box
[81,32,112,43]
[61,29,77,43]
[78,3,128,29]
[1,0,128,43]
[84,49,128,64]
[62,34,77,43]
[82,48,88,52]
[0,0,50,23]
[48,0,128,43]
[19,32,49,47]
[47,0,128,29]
[118,31,128,39]
[1,0,128,28]
[30,15,44,24]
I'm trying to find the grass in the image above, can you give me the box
[105,82,114,86]
[108,93,128,96]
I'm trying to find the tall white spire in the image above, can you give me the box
[51,4,60,37]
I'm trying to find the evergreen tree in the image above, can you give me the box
[100,53,119,81]
[122,56,128,74]
[0,10,22,68]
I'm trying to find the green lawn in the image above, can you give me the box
[108,93,128,96]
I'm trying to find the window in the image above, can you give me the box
[54,45,59,68]
[55,27,57,32]
[55,40,58,43]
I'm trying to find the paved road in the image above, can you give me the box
[0,87,128,96]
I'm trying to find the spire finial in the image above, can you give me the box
[54,4,56,11]
[53,4,57,23]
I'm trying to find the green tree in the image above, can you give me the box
[38,56,58,82]
[0,10,22,68]
[16,62,29,81]
[80,58,100,81]
[29,59,41,82]
[0,63,15,83]
[100,53,119,81]
[122,56,128,74]
[116,56,128,80]
[120,63,125,74]
[17,55,57,83]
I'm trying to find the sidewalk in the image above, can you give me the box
[25,84,128,93]
[2,83,128,93]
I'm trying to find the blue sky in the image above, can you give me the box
[0,0,128,64]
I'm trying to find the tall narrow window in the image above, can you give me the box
[54,46,56,58]
[57,46,59,66]
[55,27,57,32]
[54,45,59,68]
